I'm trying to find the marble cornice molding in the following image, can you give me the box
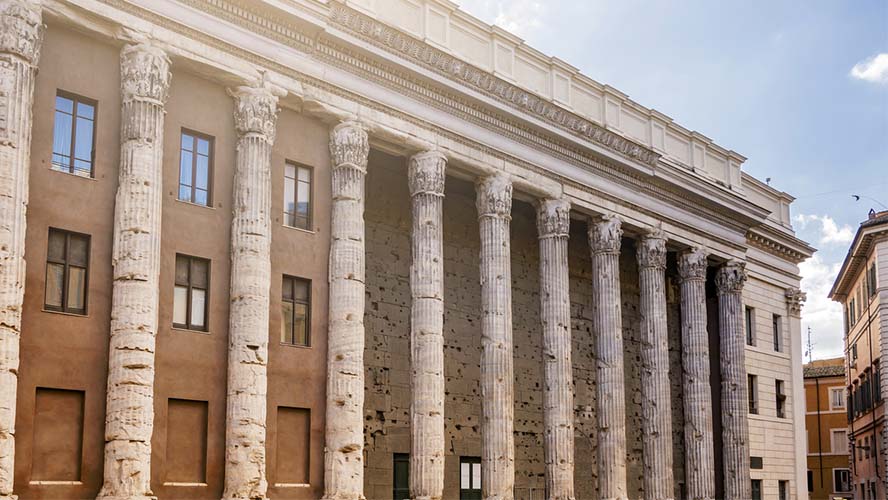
[746,230,809,265]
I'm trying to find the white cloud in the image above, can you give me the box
[850,53,888,84]
[793,214,854,246]
[799,253,845,360]
[457,0,546,37]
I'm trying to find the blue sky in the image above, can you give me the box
[458,0,888,360]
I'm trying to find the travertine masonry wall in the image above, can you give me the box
[361,153,689,499]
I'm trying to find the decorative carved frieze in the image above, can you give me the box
[0,0,42,64]
[408,150,446,197]
[228,76,284,141]
[677,247,708,282]
[537,198,571,239]
[588,215,622,255]
[120,42,171,104]
[329,120,369,172]
[637,227,667,270]
[715,260,747,295]
[476,174,512,218]
[746,231,807,264]
[785,287,806,317]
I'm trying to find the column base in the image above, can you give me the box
[321,494,366,500]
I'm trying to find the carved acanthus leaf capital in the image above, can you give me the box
[588,215,622,254]
[637,227,667,270]
[785,287,806,317]
[120,42,171,105]
[537,198,571,239]
[677,247,708,282]
[0,0,43,65]
[229,76,285,142]
[329,120,369,172]
[715,260,747,295]
[475,174,512,218]
[408,150,446,196]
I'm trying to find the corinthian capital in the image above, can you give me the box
[228,76,285,142]
[0,0,43,65]
[677,247,708,282]
[715,260,747,295]
[537,198,571,239]
[329,120,369,171]
[637,227,667,270]
[408,151,446,196]
[785,287,806,317]
[120,42,171,105]
[475,174,512,218]
[588,215,622,255]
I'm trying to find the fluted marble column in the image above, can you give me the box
[222,80,283,500]
[323,121,370,500]
[677,248,715,500]
[0,2,41,497]
[636,229,674,500]
[588,215,627,500]
[99,42,171,500]
[408,151,447,500]
[715,261,751,500]
[537,199,575,500]
[476,174,514,500]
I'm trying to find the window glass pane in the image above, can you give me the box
[197,137,209,156]
[191,259,208,288]
[284,176,296,216]
[175,256,189,285]
[297,166,310,182]
[191,288,206,328]
[282,277,293,300]
[294,303,307,345]
[297,181,310,216]
[52,111,73,170]
[285,164,296,179]
[76,101,94,119]
[181,133,193,152]
[74,117,93,165]
[47,230,66,262]
[194,189,208,206]
[472,463,481,489]
[196,155,209,190]
[55,95,74,114]
[292,215,307,230]
[460,463,470,489]
[45,263,64,308]
[293,279,309,301]
[179,150,193,186]
[173,285,188,325]
[281,301,294,344]
[67,266,86,311]
[68,235,88,267]
[178,185,192,202]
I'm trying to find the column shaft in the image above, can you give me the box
[99,43,170,500]
[323,121,369,500]
[716,261,751,500]
[589,215,627,500]
[677,248,715,500]
[537,200,575,500]
[408,152,447,500]
[476,174,514,500]
[222,82,283,500]
[636,230,674,500]
[0,2,41,497]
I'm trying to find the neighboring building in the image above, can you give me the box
[830,210,888,500]
[0,1,814,499]
[805,357,853,499]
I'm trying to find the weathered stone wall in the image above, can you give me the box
[362,152,688,499]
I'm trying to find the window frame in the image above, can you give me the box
[748,374,758,415]
[173,254,210,332]
[459,456,482,500]
[778,480,788,500]
[831,429,848,454]
[44,228,90,315]
[52,90,98,178]
[772,313,782,352]
[283,161,314,231]
[776,379,787,418]
[281,275,311,347]
[392,453,409,500]
[745,306,755,346]
[177,129,215,207]
[751,479,762,500]
[833,468,851,493]
[830,387,846,410]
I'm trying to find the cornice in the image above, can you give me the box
[746,224,813,266]
[830,224,888,299]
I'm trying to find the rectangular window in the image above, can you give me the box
[459,456,482,500]
[772,314,782,352]
[52,91,96,177]
[830,387,846,410]
[831,429,848,454]
[751,479,762,500]
[178,131,213,206]
[869,263,878,298]
[284,162,312,230]
[776,379,786,418]
[745,306,755,346]
[853,343,858,361]
[778,480,788,500]
[849,299,856,325]
[173,254,209,331]
[393,453,409,500]
[44,228,90,315]
[281,276,311,346]
[834,469,851,492]
[748,374,758,414]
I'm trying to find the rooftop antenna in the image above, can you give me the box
[804,326,815,363]
[852,194,888,210]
